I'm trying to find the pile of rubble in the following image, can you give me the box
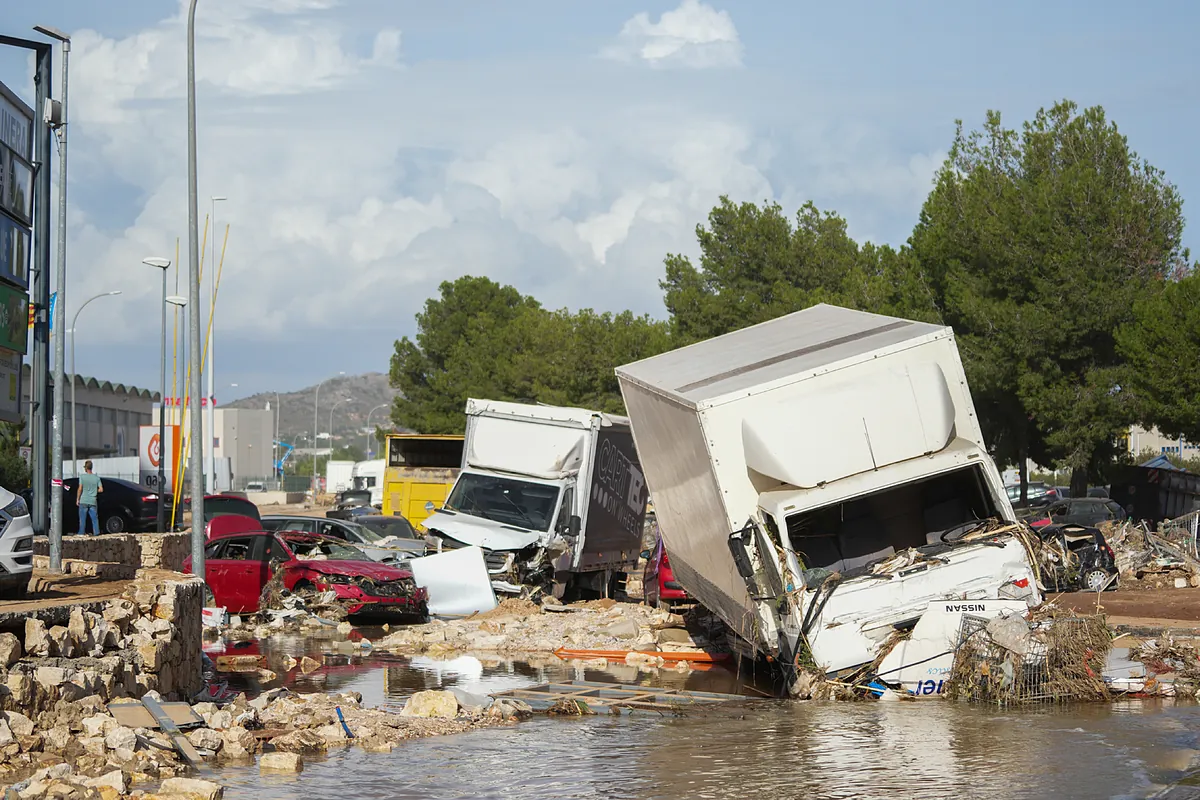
[377,598,728,663]
[0,685,514,799]
[1102,521,1200,589]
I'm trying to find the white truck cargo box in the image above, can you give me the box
[616,304,1040,682]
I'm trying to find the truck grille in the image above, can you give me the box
[434,534,513,572]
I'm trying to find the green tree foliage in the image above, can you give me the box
[389,277,672,433]
[910,101,1187,493]
[1119,274,1200,441]
[660,197,938,344]
[0,422,28,490]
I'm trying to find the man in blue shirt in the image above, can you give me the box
[77,460,103,535]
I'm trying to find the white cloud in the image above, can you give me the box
[603,0,743,69]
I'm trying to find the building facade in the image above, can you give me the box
[20,365,158,458]
[152,406,274,487]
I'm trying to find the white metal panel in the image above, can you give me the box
[741,362,956,488]
[616,304,946,407]
[466,415,588,479]
[465,398,628,429]
[617,378,756,643]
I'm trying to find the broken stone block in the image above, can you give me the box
[655,628,696,645]
[3,711,35,738]
[603,619,640,640]
[84,769,128,794]
[47,627,74,659]
[0,632,22,667]
[43,726,72,753]
[400,690,459,720]
[269,730,326,754]
[206,710,233,731]
[24,619,51,657]
[315,724,347,744]
[160,777,224,800]
[34,666,69,689]
[0,719,15,748]
[259,751,304,773]
[68,608,95,653]
[137,640,165,672]
[104,726,138,752]
[185,727,224,754]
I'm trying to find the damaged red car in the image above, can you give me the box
[183,530,428,618]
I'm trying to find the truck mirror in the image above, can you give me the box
[567,515,582,539]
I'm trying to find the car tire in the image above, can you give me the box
[103,514,127,534]
[1083,568,1112,592]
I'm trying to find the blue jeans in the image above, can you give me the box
[78,504,99,535]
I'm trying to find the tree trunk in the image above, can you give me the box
[1070,467,1088,499]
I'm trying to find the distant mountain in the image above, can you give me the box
[225,373,405,454]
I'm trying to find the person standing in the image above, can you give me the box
[77,460,103,535]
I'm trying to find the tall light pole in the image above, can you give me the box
[328,397,349,451]
[186,0,205,577]
[271,391,281,485]
[206,195,225,493]
[365,403,387,459]
[70,291,121,469]
[166,295,187,527]
[34,24,70,571]
[312,372,343,495]
[143,257,170,532]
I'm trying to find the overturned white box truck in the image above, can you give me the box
[422,399,649,596]
[615,304,1042,689]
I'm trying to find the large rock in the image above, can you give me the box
[6,671,33,706]
[137,640,166,672]
[655,628,696,646]
[269,730,327,754]
[315,723,348,744]
[2,711,35,738]
[259,751,304,773]
[0,719,14,748]
[160,777,224,800]
[104,726,138,751]
[68,607,96,653]
[186,727,224,753]
[400,690,460,719]
[82,714,116,738]
[603,619,640,640]
[206,710,233,731]
[47,626,74,658]
[24,619,51,657]
[0,632,21,667]
[85,770,128,793]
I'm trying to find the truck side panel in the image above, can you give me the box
[575,426,648,571]
[617,380,756,643]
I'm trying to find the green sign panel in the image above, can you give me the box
[0,282,28,354]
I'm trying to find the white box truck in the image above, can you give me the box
[422,399,649,595]
[616,304,1042,685]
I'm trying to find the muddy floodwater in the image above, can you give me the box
[210,634,1200,799]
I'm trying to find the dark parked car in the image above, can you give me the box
[62,477,176,534]
[1005,482,1061,508]
[1036,498,1127,528]
[326,490,373,521]
[1035,523,1118,592]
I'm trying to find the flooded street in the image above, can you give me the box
[208,635,1200,799]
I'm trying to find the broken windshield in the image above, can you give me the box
[282,536,372,562]
[443,473,560,531]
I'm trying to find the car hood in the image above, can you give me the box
[294,559,414,581]
[423,511,542,552]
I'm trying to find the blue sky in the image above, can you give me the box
[1,0,1197,402]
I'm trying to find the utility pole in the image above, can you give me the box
[33,25,70,570]
[186,0,206,577]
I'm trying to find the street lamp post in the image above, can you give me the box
[206,195,226,493]
[312,372,343,495]
[34,24,70,571]
[143,257,170,532]
[70,291,122,469]
[365,403,387,459]
[186,0,205,578]
[271,392,281,486]
[328,397,349,452]
[166,295,187,527]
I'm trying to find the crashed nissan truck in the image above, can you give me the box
[422,399,649,597]
[615,304,1043,694]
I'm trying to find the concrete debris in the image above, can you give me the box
[259,751,304,773]
[378,599,728,658]
[159,777,224,799]
[399,691,459,719]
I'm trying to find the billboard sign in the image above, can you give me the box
[139,424,181,493]
[0,82,32,288]
[0,282,28,354]
[0,348,20,425]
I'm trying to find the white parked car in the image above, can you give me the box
[0,487,33,598]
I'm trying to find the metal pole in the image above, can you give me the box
[157,267,167,531]
[313,379,324,494]
[365,403,386,459]
[48,34,69,571]
[187,0,205,577]
[206,197,223,492]
[329,398,347,455]
[272,392,280,485]
[30,44,52,536]
[69,291,121,472]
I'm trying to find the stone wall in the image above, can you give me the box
[33,533,192,572]
[6,571,205,715]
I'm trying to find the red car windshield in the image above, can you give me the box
[281,536,371,562]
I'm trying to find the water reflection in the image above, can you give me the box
[209,635,1200,800]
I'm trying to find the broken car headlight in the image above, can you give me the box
[2,496,28,519]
